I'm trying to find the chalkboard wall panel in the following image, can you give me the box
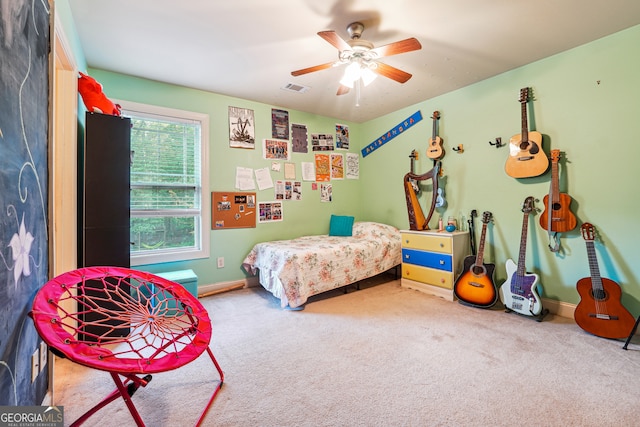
[0,0,51,406]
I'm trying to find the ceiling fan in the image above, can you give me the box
[291,22,422,96]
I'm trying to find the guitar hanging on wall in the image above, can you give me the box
[574,223,635,339]
[454,211,498,308]
[505,88,549,178]
[499,196,547,319]
[426,111,444,160]
[539,149,577,233]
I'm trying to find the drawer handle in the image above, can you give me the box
[439,260,445,265]
[439,243,444,248]
[440,278,445,283]
[404,254,410,260]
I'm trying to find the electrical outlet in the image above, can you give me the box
[217,257,224,268]
[39,342,48,373]
[31,349,40,382]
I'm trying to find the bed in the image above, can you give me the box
[242,221,402,309]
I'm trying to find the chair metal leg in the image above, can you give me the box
[195,347,225,426]
[70,373,151,427]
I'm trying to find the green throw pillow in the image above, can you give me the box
[329,215,355,236]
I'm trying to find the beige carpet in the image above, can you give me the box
[53,274,640,426]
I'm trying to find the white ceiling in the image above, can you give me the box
[67,0,640,123]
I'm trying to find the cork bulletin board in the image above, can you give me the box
[212,192,257,229]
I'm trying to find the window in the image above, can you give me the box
[119,101,210,265]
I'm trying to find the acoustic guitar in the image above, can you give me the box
[505,88,549,178]
[539,149,577,233]
[574,223,635,339]
[426,111,444,160]
[454,211,498,308]
[499,196,545,317]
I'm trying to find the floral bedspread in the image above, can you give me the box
[242,222,402,308]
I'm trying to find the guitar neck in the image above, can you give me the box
[585,241,604,291]
[517,212,530,277]
[550,158,560,203]
[475,222,488,265]
[431,117,437,140]
[520,102,529,142]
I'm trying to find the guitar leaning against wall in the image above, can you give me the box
[505,87,549,178]
[499,196,547,320]
[454,211,497,308]
[574,223,635,339]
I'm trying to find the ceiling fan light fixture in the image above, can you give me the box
[339,62,362,88]
[361,66,377,86]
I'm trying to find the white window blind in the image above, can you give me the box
[119,101,210,265]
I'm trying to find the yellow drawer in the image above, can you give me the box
[402,263,453,289]
[401,232,452,253]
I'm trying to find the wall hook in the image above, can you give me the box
[489,137,503,148]
[452,144,464,153]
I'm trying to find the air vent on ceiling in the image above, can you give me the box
[281,83,310,93]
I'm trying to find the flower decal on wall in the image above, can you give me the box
[9,213,34,286]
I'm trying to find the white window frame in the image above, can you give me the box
[117,100,210,266]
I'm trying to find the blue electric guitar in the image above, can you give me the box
[499,196,545,318]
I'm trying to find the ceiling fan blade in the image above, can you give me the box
[317,30,352,51]
[370,37,422,58]
[336,85,350,96]
[373,62,413,84]
[291,61,336,76]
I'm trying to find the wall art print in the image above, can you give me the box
[229,106,255,148]
[0,0,50,406]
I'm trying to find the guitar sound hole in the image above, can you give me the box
[471,265,486,276]
[552,202,562,210]
[591,289,607,301]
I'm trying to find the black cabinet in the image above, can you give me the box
[79,112,131,267]
[78,112,132,341]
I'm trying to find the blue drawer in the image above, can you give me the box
[402,248,452,272]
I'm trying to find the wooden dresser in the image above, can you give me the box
[400,230,470,301]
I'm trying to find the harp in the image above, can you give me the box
[404,160,440,230]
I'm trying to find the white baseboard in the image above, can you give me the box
[542,297,576,320]
[198,277,259,297]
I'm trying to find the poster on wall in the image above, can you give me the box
[346,152,359,179]
[320,184,333,202]
[211,192,256,229]
[258,201,284,223]
[330,153,344,180]
[229,106,256,148]
[291,123,308,153]
[263,138,290,160]
[336,124,349,149]
[314,153,330,182]
[311,133,334,151]
[275,180,302,200]
[272,108,289,140]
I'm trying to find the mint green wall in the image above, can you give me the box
[60,3,640,312]
[87,69,364,285]
[360,25,640,311]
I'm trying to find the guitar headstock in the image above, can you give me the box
[550,149,561,162]
[519,87,530,104]
[521,196,535,213]
[431,111,440,120]
[482,211,493,224]
[581,223,596,242]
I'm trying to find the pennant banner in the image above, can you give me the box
[361,110,423,158]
